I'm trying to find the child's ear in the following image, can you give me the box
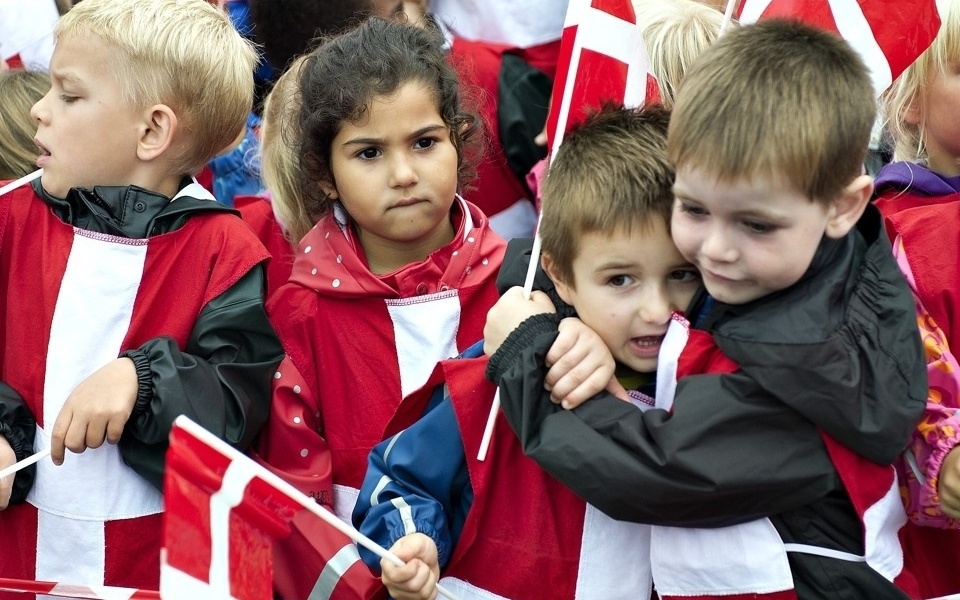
[904,96,922,126]
[137,104,177,161]
[319,179,339,201]
[825,174,873,239]
[541,254,574,305]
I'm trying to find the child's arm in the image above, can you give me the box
[891,238,960,526]
[487,320,840,527]
[0,381,37,507]
[485,287,625,407]
[253,355,333,508]
[352,400,470,582]
[117,267,283,489]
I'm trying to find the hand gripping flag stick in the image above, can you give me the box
[170,417,462,600]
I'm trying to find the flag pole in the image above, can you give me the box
[0,169,42,196]
[0,448,50,479]
[0,577,160,599]
[720,0,738,36]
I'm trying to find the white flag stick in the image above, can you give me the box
[175,417,462,600]
[0,169,42,197]
[720,0,738,36]
[0,448,50,480]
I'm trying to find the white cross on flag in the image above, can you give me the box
[161,417,302,600]
[736,0,941,96]
[545,0,660,158]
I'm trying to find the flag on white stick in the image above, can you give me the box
[481,0,659,461]
[736,0,941,97]
[162,416,460,600]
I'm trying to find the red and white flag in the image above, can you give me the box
[735,0,941,96]
[161,418,302,600]
[0,578,159,599]
[545,0,660,158]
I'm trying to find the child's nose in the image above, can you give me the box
[389,153,419,188]
[638,286,673,324]
[700,227,738,263]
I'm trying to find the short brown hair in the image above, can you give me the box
[668,19,875,203]
[539,104,674,285]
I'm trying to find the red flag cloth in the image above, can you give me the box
[736,0,941,96]
[545,0,659,155]
[162,418,301,600]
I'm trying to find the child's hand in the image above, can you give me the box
[0,435,15,510]
[545,318,629,409]
[381,533,441,600]
[50,357,139,466]
[483,286,556,356]
[939,446,960,518]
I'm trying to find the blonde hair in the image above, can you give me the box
[540,104,674,285]
[262,57,314,243]
[884,0,960,162]
[0,70,49,180]
[57,0,258,175]
[633,0,728,108]
[669,19,875,203]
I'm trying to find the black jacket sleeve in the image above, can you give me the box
[119,265,283,489]
[489,320,841,528]
[0,382,37,503]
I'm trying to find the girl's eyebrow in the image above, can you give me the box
[341,124,446,147]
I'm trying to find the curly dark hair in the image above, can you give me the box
[297,15,480,219]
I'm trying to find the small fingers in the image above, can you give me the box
[0,475,12,510]
[49,411,72,466]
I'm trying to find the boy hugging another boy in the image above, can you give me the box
[0,0,282,590]
[352,104,697,599]
[487,19,926,599]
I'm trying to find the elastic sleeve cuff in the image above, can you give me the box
[486,312,561,384]
[0,420,31,463]
[121,349,154,417]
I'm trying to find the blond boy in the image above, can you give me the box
[0,0,282,589]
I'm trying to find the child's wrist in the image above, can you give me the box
[486,313,561,384]
[120,349,154,416]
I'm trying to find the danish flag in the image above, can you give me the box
[545,0,659,157]
[161,417,302,600]
[735,0,941,96]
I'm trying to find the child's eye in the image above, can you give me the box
[414,137,436,150]
[669,269,700,284]
[607,274,633,288]
[59,94,79,104]
[743,220,775,234]
[357,147,381,160]
[677,202,707,217]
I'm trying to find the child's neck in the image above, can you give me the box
[358,218,456,275]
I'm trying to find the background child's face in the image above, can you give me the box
[910,60,960,177]
[551,221,700,374]
[320,81,459,260]
[671,167,831,305]
[31,34,143,198]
